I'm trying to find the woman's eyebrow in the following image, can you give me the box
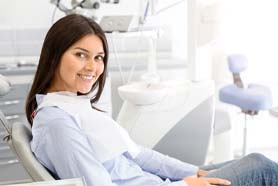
[74,47,89,53]
[98,52,105,55]
[74,47,105,55]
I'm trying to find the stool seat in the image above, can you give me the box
[219,83,272,112]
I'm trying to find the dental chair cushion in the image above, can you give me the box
[11,122,55,181]
[219,84,272,111]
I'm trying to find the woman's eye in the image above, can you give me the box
[95,55,104,62]
[76,52,86,59]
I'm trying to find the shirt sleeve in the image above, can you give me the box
[34,117,117,186]
[127,147,198,181]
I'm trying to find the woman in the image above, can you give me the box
[26,14,278,186]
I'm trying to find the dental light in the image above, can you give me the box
[50,0,120,20]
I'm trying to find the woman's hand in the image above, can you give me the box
[184,175,231,186]
[197,169,209,177]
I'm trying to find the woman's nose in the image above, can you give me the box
[85,59,96,71]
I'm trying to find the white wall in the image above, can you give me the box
[0,0,60,29]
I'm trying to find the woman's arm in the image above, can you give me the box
[126,146,198,181]
[33,116,117,186]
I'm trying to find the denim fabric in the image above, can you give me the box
[201,153,278,186]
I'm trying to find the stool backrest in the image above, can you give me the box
[227,54,248,88]
[227,54,248,73]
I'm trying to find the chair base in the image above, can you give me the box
[242,110,258,116]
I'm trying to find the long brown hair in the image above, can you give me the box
[26,14,109,126]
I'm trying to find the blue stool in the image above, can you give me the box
[219,54,272,155]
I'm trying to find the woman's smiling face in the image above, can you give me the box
[48,34,105,94]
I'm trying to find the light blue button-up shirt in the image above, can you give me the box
[31,96,198,186]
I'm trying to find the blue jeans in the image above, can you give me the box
[200,153,278,186]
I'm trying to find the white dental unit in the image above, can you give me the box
[117,80,215,165]
[116,0,220,165]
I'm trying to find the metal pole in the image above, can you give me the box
[242,114,248,156]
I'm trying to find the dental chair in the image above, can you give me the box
[0,117,85,186]
[0,111,55,181]
[219,54,272,156]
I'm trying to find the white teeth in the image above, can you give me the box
[79,75,94,80]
